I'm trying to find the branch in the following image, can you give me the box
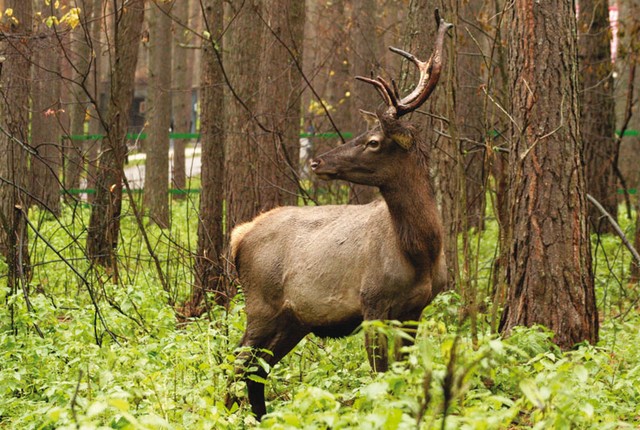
[586,193,640,267]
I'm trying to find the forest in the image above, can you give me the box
[0,0,639,428]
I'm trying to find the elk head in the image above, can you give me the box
[311,9,452,188]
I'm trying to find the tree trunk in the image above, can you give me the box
[0,0,32,268]
[171,0,193,198]
[301,0,352,204]
[145,0,173,227]
[31,16,62,216]
[615,0,640,214]
[455,1,487,232]
[86,0,105,202]
[578,0,617,234]
[223,0,263,235]
[189,0,226,314]
[253,0,305,210]
[86,0,145,267]
[66,0,97,198]
[499,0,598,349]
[0,0,33,333]
[348,0,380,204]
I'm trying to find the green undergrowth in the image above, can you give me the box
[0,201,638,429]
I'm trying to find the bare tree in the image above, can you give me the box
[454,0,487,231]
[86,0,145,267]
[0,0,33,262]
[253,0,306,210]
[66,0,98,195]
[171,0,193,198]
[348,0,381,204]
[579,0,617,233]
[223,0,263,234]
[499,1,598,349]
[189,0,226,314]
[31,1,63,215]
[0,0,33,334]
[145,0,174,227]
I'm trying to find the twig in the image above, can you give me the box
[586,193,640,266]
[71,370,83,429]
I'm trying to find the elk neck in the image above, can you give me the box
[378,149,443,272]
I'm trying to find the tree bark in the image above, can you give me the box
[455,1,487,231]
[253,0,305,210]
[189,0,227,313]
[145,0,173,227]
[171,0,193,198]
[578,0,617,234]
[66,0,97,196]
[301,0,352,204]
[86,0,145,267]
[348,0,380,204]
[0,0,33,273]
[499,0,598,349]
[223,0,263,235]
[31,2,63,215]
[86,0,105,201]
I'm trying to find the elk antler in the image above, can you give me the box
[356,9,453,118]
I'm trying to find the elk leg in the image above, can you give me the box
[228,325,306,420]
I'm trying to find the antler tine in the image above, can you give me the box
[391,79,400,100]
[355,75,394,107]
[375,75,398,108]
[389,46,420,66]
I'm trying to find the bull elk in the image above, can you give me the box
[227,10,452,420]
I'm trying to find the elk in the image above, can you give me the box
[227,10,452,420]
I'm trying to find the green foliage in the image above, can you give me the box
[0,202,638,428]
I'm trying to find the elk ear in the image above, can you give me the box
[359,109,380,130]
[377,112,414,150]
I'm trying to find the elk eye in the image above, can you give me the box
[366,139,381,150]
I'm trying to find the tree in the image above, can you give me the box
[86,0,145,267]
[223,0,263,234]
[578,0,617,233]
[171,0,193,198]
[347,0,381,204]
[0,0,33,263]
[499,1,598,349]
[189,0,226,313]
[0,0,33,335]
[301,0,352,204]
[31,1,62,215]
[253,0,306,210]
[454,0,487,231]
[66,0,97,195]
[145,0,174,227]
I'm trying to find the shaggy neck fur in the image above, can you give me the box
[378,142,443,273]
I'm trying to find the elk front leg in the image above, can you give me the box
[226,322,306,420]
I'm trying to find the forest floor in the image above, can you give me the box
[0,200,638,429]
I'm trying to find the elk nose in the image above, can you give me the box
[310,159,322,171]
